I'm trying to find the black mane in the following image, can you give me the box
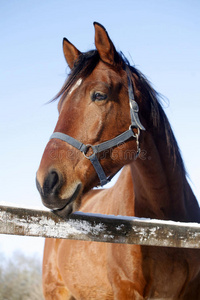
[129,63,185,174]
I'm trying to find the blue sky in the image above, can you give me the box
[0,0,200,258]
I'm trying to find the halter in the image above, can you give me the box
[50,66,145,186]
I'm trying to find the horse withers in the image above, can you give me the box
[36,23,200,299]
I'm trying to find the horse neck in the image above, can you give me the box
[130,131,200,222]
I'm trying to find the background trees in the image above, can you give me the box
[0,251,43,300]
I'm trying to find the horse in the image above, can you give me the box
[36,22,200,299]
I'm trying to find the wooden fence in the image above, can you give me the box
[1,205,200,249]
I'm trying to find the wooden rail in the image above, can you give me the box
[0,205,200,249]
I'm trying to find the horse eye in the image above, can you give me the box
[92,92,107,101]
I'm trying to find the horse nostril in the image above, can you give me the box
[43,170,61,196]
[36,169,64,209]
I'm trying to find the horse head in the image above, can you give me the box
[36,23,146,217]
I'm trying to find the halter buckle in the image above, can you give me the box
[135,128,141,158]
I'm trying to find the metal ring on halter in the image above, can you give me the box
[83,144,96,159]
[129,125,137,138]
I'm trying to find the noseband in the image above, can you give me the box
[50,66,145,186]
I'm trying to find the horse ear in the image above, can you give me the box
[94,22,117,65]
[63,38,82,69]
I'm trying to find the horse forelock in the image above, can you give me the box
[53,50,100,102]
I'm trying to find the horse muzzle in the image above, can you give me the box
[36,169,82,217]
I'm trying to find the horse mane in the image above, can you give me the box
[127,63,186,175]
[53,50,185,175]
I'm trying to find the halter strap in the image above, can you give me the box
[50,128,137,186]
[50,67,145,186]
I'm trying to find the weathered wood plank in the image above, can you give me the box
[0,205,200,249]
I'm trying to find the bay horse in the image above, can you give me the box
[36,22,200,299]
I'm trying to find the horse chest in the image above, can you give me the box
[57,239,114,300]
